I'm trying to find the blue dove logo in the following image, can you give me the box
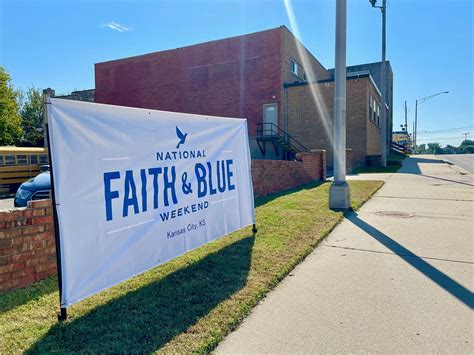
[175,126,188,149]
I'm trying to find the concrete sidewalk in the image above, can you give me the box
[217,155,473,354]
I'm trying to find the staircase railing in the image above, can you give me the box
[390,141,411,154]
[256,123,308,153]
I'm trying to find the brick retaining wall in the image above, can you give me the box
[252,150,326,197]
[0,150,326,292]
[0,200,56,292]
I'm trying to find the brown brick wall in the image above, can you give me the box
[281,27,331,85]
[0,200,56,292]
[280,27,331,130]
[286,82,333,160]
[286,77,381,167]
[296,150,327,181]
[95,26,336,140]
[252,150,326,197]
[366,84,382,155]
[55,89,95,103]
[95,27,284,136]
[346,148,353,174]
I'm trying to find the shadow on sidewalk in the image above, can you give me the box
[397,156,444,175]
[346,212,473,309]
[420,174,474,187]
[377,156,474,186]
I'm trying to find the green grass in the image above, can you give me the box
[0,180,383,354]
[353,163,401,174]
[353,151,407,174]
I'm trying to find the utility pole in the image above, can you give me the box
[404,100,408,132]
[381,0,387,166]
[414,101,418,148]
[414,91,449,150]
[369,0,387,167]
[403,100,408,151]
[329,0,350,210]
[463,132,469,141]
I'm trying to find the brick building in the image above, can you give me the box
[83,26,392,167]
[330,62,394,157]
[285,71,386,166]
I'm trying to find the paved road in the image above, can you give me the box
[437,154,474,174]
[217,155,473,353]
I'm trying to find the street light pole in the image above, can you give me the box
[381,0,387,166]
[404,100,408,133]
[370,0,387,167]
[414,99,418,148]
[414,91,449,150]
[329,0,350,210]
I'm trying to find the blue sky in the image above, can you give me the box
[1,0,472,146]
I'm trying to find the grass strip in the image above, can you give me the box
[0,180,383,354]
[353,152,407,174]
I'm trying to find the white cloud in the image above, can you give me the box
[102,21,134,33]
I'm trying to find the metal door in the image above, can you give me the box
[263,104,278,136]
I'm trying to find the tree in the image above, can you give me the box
[20,87,44,147]
[415,144,427,154]
[427,142,443,154]
[459,140,474,154]
[0,66,23,145]
[459,139,474,147]
[444,145,458,154]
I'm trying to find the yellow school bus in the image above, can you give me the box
[0,147,49,194]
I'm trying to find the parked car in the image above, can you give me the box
[14,167,51,207]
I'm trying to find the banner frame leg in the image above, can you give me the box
[58,307,68,321]
[44,92,67,322]
[252,224,257,234]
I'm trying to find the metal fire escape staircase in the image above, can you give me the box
[255,123,308,160]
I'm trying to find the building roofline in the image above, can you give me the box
[284,72,370,86]
[328,60,393,74]
[95,26,285,66]
[347,60,393,73]
[348,60,391,66]
[284,72,383,97]
[280,25,329,73]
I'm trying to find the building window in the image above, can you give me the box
[369,95,374,120]
[303,72,307,81]
[291,60,298,76]
[377,104,380,126]
[372,100,376,122]
[369,94,381,126]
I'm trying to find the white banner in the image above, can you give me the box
[48,98,255,307]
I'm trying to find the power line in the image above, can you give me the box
[417,136,471,141]
[417,126,474,134]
